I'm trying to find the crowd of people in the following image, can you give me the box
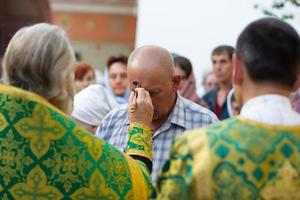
[0,16,300,199]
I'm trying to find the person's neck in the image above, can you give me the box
[241,83,290,106]
[218,80,231,92]
[151,94,177,133]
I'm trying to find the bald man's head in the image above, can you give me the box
[128,45,175,81]
[127,45,180,125]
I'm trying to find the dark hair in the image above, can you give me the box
[236,17,300,88]
[173,56,193,78]
[75,63,95,80]
[211,45,235,60]
[107,55,128,70]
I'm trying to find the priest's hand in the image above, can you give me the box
[128,88,153,127]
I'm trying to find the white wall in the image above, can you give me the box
[136,0,300,95]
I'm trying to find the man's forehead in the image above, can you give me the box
[212,53,230,61]
[129,79,164,89]
[129,72,168,90]
[128,65,170,78]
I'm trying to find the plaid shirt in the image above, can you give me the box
[96,94,218,181]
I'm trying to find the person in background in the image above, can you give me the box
[173,55,208,108]
[1,23,154,199]
[74,63,95,92]
[103,55,130,104]
[72,84,118,134]
[71,56,129,133]
[203,45,234,120]
[202,71,218,93]
[155,17,300,199]
[226,89,241,117]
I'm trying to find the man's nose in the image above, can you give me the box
[115,76,122,83]
[215,63,222,71]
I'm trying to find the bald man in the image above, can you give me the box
[96,45,218,181]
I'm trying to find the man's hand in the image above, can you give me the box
[128,88,153,127]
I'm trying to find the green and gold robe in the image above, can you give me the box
[0,84,152,199]
[156,117,300,199]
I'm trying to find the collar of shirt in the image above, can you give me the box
[240,94,300,125]
[153,94,187,137]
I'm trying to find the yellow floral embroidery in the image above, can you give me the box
[15,104,66,158]
[43,136,93,193]
[71,170,118,199]
[1,95,31,121]
[73,127,103,161]
[0,113,8,132]
[9,166,63,200]
[261,160,300,199]
[125,122,152,160]
[0,130,33,186]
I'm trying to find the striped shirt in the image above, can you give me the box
[96,94,218,181]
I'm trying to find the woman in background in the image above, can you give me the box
[174,55,208,108]
[74,63,95,92]
[72,83,118,134]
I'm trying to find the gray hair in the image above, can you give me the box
[2,23,75,113]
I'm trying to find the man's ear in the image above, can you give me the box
[172,75,181,91]
[292,73,300,92]
[232,53,243,86]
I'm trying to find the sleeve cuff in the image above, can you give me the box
[125,122,152,161]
